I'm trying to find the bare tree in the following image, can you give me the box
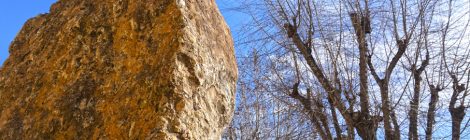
[440,0,470,139]
[218,0,470,139]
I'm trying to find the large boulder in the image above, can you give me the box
[0,0,237,139]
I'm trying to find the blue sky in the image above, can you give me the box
[0,0,57,64]
[0,0,245,65]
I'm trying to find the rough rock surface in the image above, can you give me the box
[0,0,237,139]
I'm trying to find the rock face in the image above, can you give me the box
[0,0,237,139]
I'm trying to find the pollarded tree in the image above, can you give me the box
[219,0,470,139]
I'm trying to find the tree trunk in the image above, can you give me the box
[449,75,466,140]
[450,106,465,140]
[353,112,381,140]
[408,75,420,140]
[409,65,427,140]
[367,39,408,140]
[379,84,395,140]
[349,12,379,140]
[285,23,352,140]
[425,85,440,140]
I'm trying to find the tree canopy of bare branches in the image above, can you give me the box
[220,0,470,139]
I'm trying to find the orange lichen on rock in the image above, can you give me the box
[0,0,237,139]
